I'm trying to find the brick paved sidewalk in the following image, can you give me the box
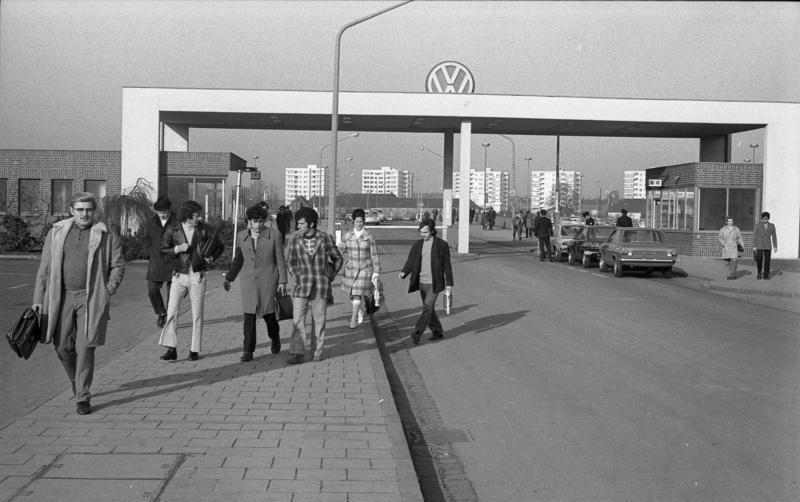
[0,275,422,502]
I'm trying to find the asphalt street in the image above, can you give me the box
[375,237,800,502]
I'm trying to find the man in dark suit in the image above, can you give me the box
[753,211,778,279]
[145,196,176,328]
[532,209,553,261]
[399,219,454,345]
[616,208,633,227]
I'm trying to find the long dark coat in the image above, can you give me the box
[144,213,176,282]
[400,236,453,294]
[225,226,287,315]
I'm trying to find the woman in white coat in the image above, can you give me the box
[718,216,744,280]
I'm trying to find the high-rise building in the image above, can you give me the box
[452,168,510,212]
[284,164,327,205]
[624,170,646,199]
[529,170,583,213]
[361,166,412,197]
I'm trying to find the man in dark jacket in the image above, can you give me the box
[399,219,454,345]
[616,208,633,227]
[145,196,176,328]
[158,200,224,361]
[532,209,553,261]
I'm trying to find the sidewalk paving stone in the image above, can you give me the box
[0,272,423,502]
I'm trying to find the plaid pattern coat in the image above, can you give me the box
[285,229,343,300]
[341,229,381,297]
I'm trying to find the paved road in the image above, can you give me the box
[375,237,800,502]
[0,260,175,428]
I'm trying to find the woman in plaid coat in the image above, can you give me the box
[341,208,381,329]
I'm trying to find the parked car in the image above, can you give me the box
[364,211,381,225]
[551,223,584,262]
[370,208,387,222]
[567,225,616,267]
[598,228,677,277]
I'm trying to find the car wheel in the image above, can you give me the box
[581,253,591,268]
[613,259,624,278]
[599,257,611,272]
[662,267,673,278]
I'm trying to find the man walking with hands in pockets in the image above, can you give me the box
[32,192,125,415]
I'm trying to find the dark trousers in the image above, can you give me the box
[147,280,171,315]
[243,313,280,353]
[413,283,443,337]
[755,249,772,277]
[538,237,551,260]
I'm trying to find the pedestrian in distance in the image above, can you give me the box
[144,196,176,328]
[582,211,596,226]
[158,200,224,361]
[718,216,744,280]
[752,211,778,280]
[341,208,381,329]
[512,210,524,241]
[223,204,287,362]
[399,219,454,345]
[525,209,535,238]
[487,207,496,230]
[32,192,125,415]
[616,208,633,227]
[284,206,343,364]
[533,209,553,261]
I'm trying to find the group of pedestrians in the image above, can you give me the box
[32,194,453,415]
[718,212,777,280]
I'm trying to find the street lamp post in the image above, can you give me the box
[328,0,415,234]
[498,135,516,215]
[419,145,443,158]
[481,142,491,211]
[593,178,602,216]
[749,143,759,163]
[319,133,359,219]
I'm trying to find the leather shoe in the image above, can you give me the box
[76,401,91,415]
[188,351,199,361]
[411,332,421,345]
[160,347,177,361]
[270,337,281,354]
[287,354,304,365]
[240,351,253,362]
[429,332,444,340]
[157,313,167,328]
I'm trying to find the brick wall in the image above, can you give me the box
[0,149,121,228]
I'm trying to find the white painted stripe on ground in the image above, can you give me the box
[0,272,32,276]
[10,283,30,289]
[591,273,607,278]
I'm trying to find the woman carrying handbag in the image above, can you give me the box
[341,208,381,329]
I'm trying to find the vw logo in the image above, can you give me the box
[426,61,475,94]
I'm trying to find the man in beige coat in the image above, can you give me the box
[32,192,125,415]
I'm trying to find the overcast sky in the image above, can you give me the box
[1,0,797,195]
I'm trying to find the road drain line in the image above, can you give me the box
[371,304,478,502]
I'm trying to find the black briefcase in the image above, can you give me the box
[6,307,43,360]
[274,294,293,321]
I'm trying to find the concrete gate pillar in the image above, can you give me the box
[457,120,472,254]
[162,123,189,152]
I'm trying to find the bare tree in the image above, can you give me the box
[99,177,154,236]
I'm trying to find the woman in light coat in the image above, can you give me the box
[718,216,744,280]
[340,208,381,329]
[223,204,287,362]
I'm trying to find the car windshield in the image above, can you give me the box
[560,225,581,236]
[588,227,614,240]
[622,230,664,243]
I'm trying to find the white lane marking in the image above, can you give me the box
[591,273,607,279]
[0,273,33,276]
[10,283,30,289]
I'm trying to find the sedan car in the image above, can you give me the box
[567,225,616,268]
[364,211,381,225]
[598,228,677,278]
[551,223,584,262]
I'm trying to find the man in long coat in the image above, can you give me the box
[32,192,125,415]
[223,204,287,361]
[144,196,176,327]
